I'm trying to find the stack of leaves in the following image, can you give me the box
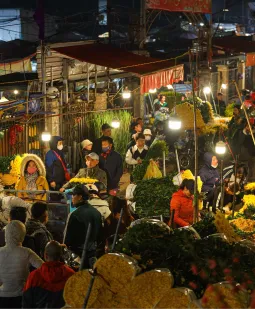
[132,140,168,182]
[133,175,176,217]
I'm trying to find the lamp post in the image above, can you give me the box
[215,141,227,212]
[41,131,51,142]
[111,119,120,129]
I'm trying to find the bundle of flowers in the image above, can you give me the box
[214,212,240,243]
[244,182,255,192]
[230,218,255,240]
[69,177,98,185]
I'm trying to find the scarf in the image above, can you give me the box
[101,149,111,159]
[25,172,39,199]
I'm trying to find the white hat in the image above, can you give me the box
[143,129,152,136]
[81,139,93,149]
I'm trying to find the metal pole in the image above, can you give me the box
[189,51,199,223]
[83,272,96,309]
[111,208,124,252]
[25,82,31,153]
[175,148,181,174]
[79,223,92,271]
[232,155,238,217]
[87,63,90,108]
[139,0,146,50]
[162,151,166,177]
[233,80,255,146]
[41,40,47,131]
[220,159,224,212]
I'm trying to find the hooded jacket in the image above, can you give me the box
[89,198,111,220]
[170,189,194,227]
[0,221,43,297]
[22,261,74,308]
[16,154,49,201]
[199,152,220,193]
[26,219,53,259]
[45,136,66,188]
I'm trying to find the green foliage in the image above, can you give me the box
[132,140,168,182]
[192,213,217,238]
[225,103,235,117]
[0,156,15,174]
[87,110,132,158]
[133,175,177,217]
[116,220,255,298]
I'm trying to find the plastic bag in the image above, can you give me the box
[143,160,162,180]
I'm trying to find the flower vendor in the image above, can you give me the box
[170,179,195,227]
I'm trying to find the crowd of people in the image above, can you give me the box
[1,94,255,307]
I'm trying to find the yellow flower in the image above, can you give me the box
[69,177,98,184]
[214,212,240,243]
[244,183,255,191]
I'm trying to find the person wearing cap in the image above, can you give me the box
[143,128,154,147]
[60,152,107,192]
[125,133,148,167]
[80,139,93,167]
[170,179,195,227]
[85,183,111,223]
[92,123,115,155]
[99,136,123,195]
[63,185,102,263]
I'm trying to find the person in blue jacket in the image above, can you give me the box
[199,152,220,212]
[45,136,67,196]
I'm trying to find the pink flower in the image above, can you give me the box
[202,297,208,304]
[233,257,240,263]
[208,259,217,269]
[191,264,198,275]
[223,268,231,274]
[189,282,197,290]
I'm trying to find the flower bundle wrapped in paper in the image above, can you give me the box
[214,212,240,243]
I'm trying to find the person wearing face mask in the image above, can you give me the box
[45,136,69,197]
[170,179,195,227]
[16,155,49,201]
[143,129,154,147]
[92,124,115,155]
[99,136,123,195]
[199,152,220,212]
[60,153,107,192]
[125,133,148,167]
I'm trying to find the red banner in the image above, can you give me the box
[146,0,212,14]
[140,65,184,94]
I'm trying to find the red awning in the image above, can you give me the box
[52,43,184,93]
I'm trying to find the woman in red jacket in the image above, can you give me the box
[170,179,195,227]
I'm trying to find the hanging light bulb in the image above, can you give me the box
[167,84,173,90]
[168,115,182,130]
[41,132,51,142]
[215,141,226,155]
[13,90,19,95]
[149,88,157,94]
[221,83,227,90]
[111,119,120,129]
[122,87,131,99]
[203,86,211,95]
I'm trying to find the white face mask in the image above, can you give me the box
[145,136,151,141]
[57,144,63,151]
[211,164,218,168]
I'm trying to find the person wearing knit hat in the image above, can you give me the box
[80,139,93,168]
[0,221,43,308]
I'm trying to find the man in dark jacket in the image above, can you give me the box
[45,136,67,193]
[99,136,123,195]
[92,123,115,155]
[199,152,220,211]
[0,207,35,251]
[64,185,102,267]
[26,202,53,259]
[23,240,74,309]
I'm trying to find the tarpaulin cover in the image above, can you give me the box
[146,0,212,14]
[141,65,184,94]
[53,43,184,94]
[0,54,34,76]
